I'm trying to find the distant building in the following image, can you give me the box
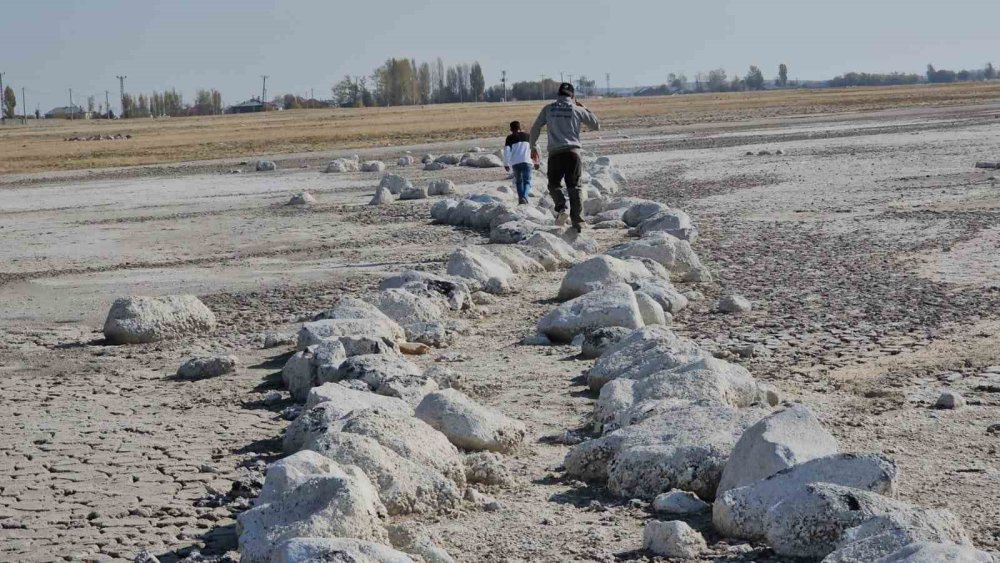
[45,105,87,119]
[227,98,278,114]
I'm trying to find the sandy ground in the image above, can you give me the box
[1,105,1000,562]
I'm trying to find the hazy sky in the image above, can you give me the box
[2,0,999,113]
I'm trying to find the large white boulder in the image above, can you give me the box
[103,295,216,344]
[520,231,583,267]
[486,245,546,274]
[399,186,428,200]
[338,408,466,486]
[633,280,689,314]
[430,199,459,222]
[446,247,515,294]
[824,509,975,562]
[304,431,462,515]
[713,453,900,541]
[586,325,707,391]
[397,155,415,167]
[335,354,424,390]
[176,355,237,380]
[379,174,413,195]
[557,256,653,300]
[538,284,645,343]
[594,357,772,432]
[434,154,463,165]
[415,389,526,453]
[607,233,704,281]
[370,186,394,205]
[282,340,348,401]
[237,463,387,563]
[489,220,545,244]
[258,450,343,504]
[864,543,995,563]
[717,404,839,494]
[297,318,404,350]
[285,387,413,452]
[564,404,769,500]
[763,484,919,558]
[388,522,455,563]
[634,291,667,326]
[325,158,360,173]
[272,538,414,563]
[371,289,442,327]
[622,200,672,227]
[637,210,698,241]
[379,270,471,311]
[313,297,395,323]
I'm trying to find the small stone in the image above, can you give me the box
[935,391,965,409]
[652,490,710,515]
[643,520,707,558]
[522,333,552,346]
[176,355,238,380]
[987,424,1000,435]
[280,406,301,421]
[263,391,282,405]
[263,332,295,349]
[718,294,752,314]
[133,550,161,563]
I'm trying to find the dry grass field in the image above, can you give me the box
[3,82,1000,174]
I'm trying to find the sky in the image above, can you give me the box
[1,0,999,113]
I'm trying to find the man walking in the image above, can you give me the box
[529,82,600,232]
[502,120,533,205]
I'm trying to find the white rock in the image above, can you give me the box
[285,386,412,451]
[420,154,435,164]
[446,247,515,294]
[288,191,316,206]
[538,284,644,343]
[399,186,428,200]
[607,233,704,281]
[622,201,672,227]
[643,520,707,558]
[378,174,412,195]
[361,160,387,172]
[325,158,360,173]
[564,404,768,499]
[424,161,447,171]
[825,509,975,562]
[370,186,394,205]
[397,155,415,166]
[176,355,238,380]
[428,179,457,196]
[557,256,653,300]
[633,280,689,314]
[718,404,839,494]
[379,270,471,311]
[434,154,463,165]
[489,220,545,244]
[861,542,993,563]
[634,291,667,326]
[272,538,414,563]
[653,490,711,515]
[718,294,753,313]
[370,289,442,326]
[103,295,216,344]
[335,354,423,390]
[713,453,901,541]
[282,340,348,401]
[415,389,526,453]
[637,210,698,241]
[486,245,546,274]
[586,326,707,391]
[237,464,387,563]
[304,431,462,515]
[764,483,917,558]
[520,231,584,267]
[258,450,343,504]
[313,297,397,324]
[430,199,459,222]
[297,318,404,350]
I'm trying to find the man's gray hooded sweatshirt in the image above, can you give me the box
[529,95,600,155]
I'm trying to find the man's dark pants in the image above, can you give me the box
[547,150,583,227]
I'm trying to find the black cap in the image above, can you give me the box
[558,82,575,96]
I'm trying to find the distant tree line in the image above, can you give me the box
[332,58,487,107]
[121,88,223,117]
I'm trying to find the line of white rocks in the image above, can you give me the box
[518,193,996,560]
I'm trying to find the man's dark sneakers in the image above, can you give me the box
[518,197,528,205]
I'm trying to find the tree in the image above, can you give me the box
[87,95,95,113]
[706,69,728,92]
[667,73,686,92]
[136,94,150,117]
[986,63,996,80]
[3,85,16,118]
[745,65,765,90]
[577,75,596,96]
[417,62,432,104]
[470,62,485,101]
[777,64,788,87]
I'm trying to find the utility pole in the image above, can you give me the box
[539,75,546,100]
[117,75,127,118]
[21,87,26,124]
[501,70,507,102]
[260,75,269,109]
[606,73,611,97]
[560,72,564,83]
[0,72,5,118]
[69,88,74,119]
[105,90,111,119]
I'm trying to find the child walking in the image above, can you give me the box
[503,120,533,205]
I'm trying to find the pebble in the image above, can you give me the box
[935,391,965,409]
